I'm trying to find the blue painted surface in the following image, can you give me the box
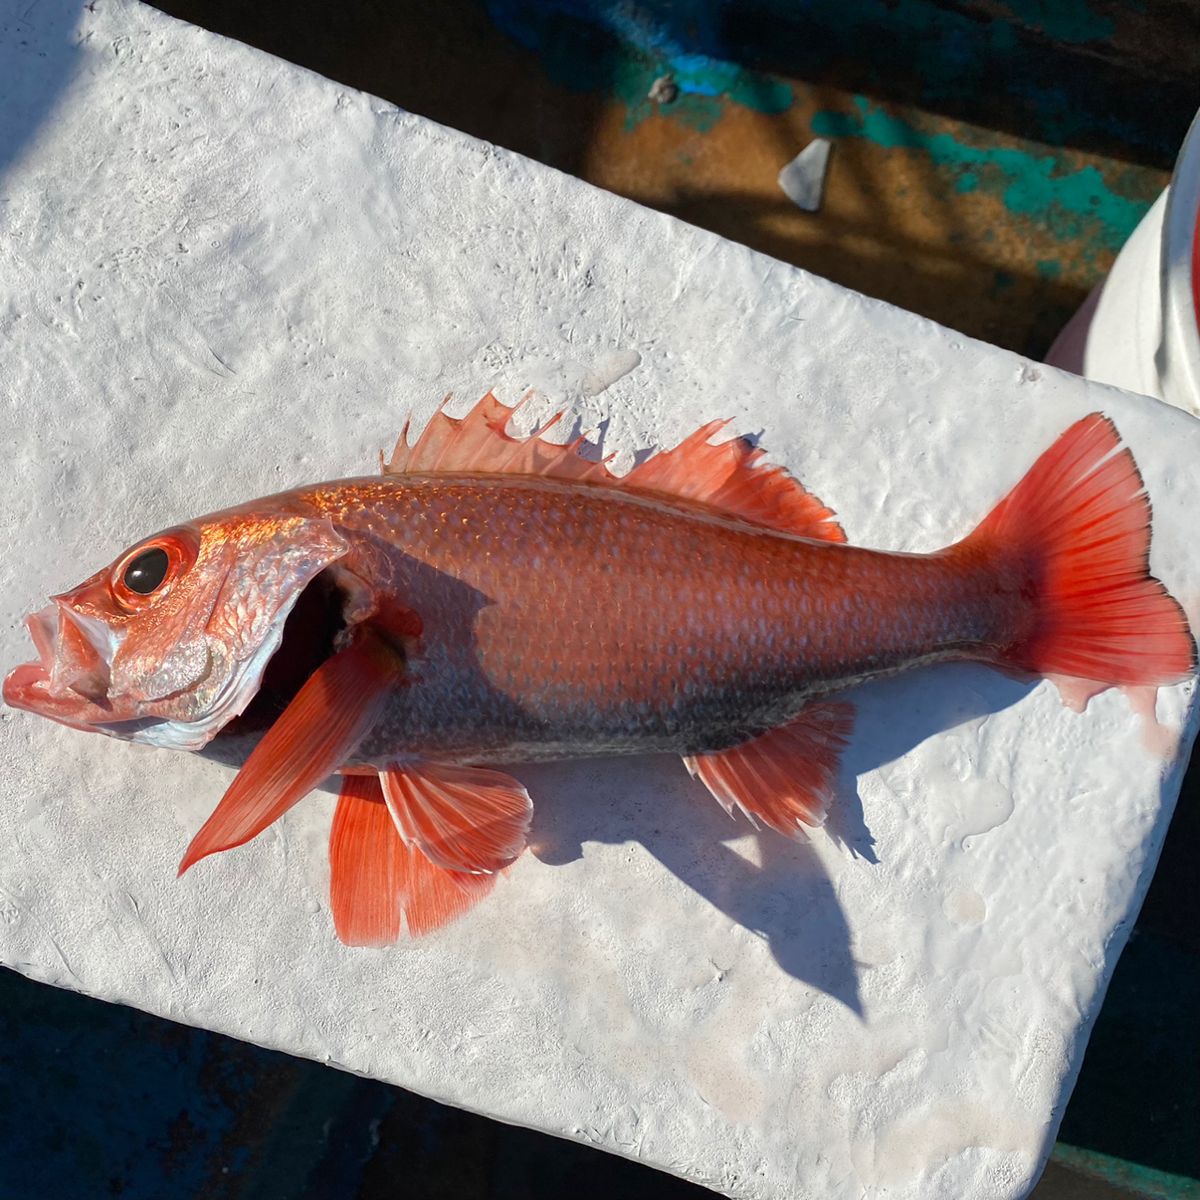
[0,972,252,1198]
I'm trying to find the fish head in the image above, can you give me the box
[4,510,348,751]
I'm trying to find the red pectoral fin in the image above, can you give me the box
[379,762,533,874]
[330,772,504,946]
[178,634,401,875]
[683,700,855,837]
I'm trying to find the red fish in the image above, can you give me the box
[4,395,1194,944]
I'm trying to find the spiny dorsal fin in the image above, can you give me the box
[382,391,845,543]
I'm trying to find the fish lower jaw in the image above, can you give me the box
[2,660,116,733]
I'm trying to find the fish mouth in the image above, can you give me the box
[3,659,151,738]
[5,570,351,747]
[3,603,117,730]
[2,659,87,727]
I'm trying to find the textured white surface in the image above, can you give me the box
[1,3,1199,1198]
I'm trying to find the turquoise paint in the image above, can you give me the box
[1052,1144,1200,1199]
[1036,259,1063,279]
[812,97,1152,254]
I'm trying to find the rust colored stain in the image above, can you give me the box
[578,93,1166,355]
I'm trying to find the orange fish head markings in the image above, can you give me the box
[4,509,349,750]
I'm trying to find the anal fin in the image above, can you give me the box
[330,775,407,946]
[683,700,855,837]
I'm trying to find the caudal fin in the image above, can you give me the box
[965,412,1194,685]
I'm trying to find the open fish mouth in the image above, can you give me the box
[3,601,134,733]
[2,657,153,739]
[3,654,121,733]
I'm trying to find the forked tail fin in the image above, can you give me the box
[962,412,1195,685]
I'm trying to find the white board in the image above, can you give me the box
[1,2,1196,1197]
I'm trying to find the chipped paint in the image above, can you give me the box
[812,97,1154,256]
[1052,1145,1200,1200]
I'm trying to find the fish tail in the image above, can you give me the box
[962,412,1195,685]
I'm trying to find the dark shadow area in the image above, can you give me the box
[636,0,1196,166]
[492,0,1196,167]
[146,0,615,183]
[1056,927,1200,1181]
[0,0,82,178]
[522,753,867,1015]
[1053,743,1200,1181]
[0,964,718,1200]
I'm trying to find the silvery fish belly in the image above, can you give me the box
[4,393,1194,945]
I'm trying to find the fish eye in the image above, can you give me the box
[110,530,198,609]
[123,547,170,595]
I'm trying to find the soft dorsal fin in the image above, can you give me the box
[382,391,845,542]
